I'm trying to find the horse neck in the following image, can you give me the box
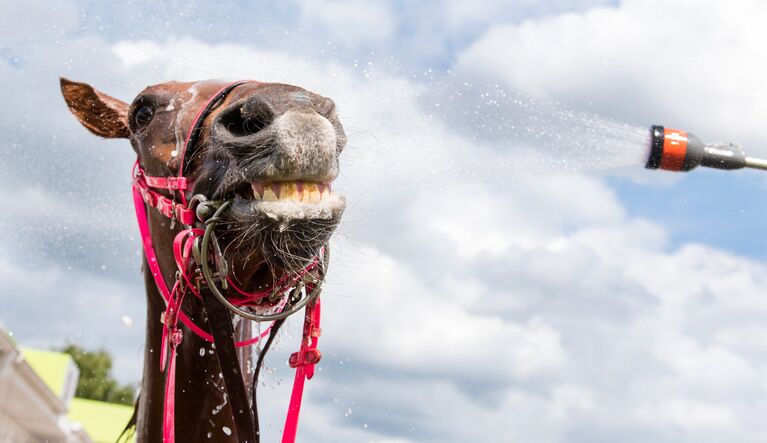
[135,209,255,442]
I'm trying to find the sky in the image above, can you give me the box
[2,0,767,441]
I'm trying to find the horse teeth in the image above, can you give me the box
[279,183,299,200]
[252,181,332,203]
[303,184,317,203]
[251,183,264,199]
[262,187,278,201]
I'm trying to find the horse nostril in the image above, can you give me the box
[217,98,274,138]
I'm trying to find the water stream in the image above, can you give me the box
[341,77,652,197]
[421,79,652,175]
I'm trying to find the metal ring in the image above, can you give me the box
[199,201,327,322]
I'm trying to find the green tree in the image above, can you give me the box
[60,344,135,406]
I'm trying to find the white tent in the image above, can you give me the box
[0,329,91,443]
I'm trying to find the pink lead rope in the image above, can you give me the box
[130,80,322,443]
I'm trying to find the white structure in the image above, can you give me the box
[0,329,91,443]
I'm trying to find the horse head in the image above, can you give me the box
[61,78,346,299]
[60,77,346,442]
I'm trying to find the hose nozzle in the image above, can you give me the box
[645,125,767,172]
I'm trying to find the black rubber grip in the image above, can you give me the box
[645,125,664,169]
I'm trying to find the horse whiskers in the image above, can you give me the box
[219,218,326,281]
[228,222,266,251]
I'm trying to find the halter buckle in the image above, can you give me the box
[194,270,226,292]
[288,349,322,368]
[170,328,183,347]
[165,177,188,191]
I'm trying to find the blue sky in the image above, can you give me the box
[612,171,767,261]
[3,0,767,442]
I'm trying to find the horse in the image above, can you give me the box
[60,78,347,442]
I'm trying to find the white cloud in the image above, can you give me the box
[655,398,738,430]
[296,0,396,46]
[323,244,568,381]
[0,0,78,44]
[441,0,608,30]
[454,0,767,152]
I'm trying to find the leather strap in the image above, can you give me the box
[178,80,251,201]
[202,289,258,443]
[144,175,189,191]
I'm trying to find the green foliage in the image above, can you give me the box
[60,344,135,406]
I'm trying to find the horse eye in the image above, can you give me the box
[134,105,156,129]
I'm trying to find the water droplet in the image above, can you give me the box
[121,316,133,328]
[222,426,232,436]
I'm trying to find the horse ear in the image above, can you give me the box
[60,77,131,139]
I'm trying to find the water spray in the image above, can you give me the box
[645,125,767,172]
